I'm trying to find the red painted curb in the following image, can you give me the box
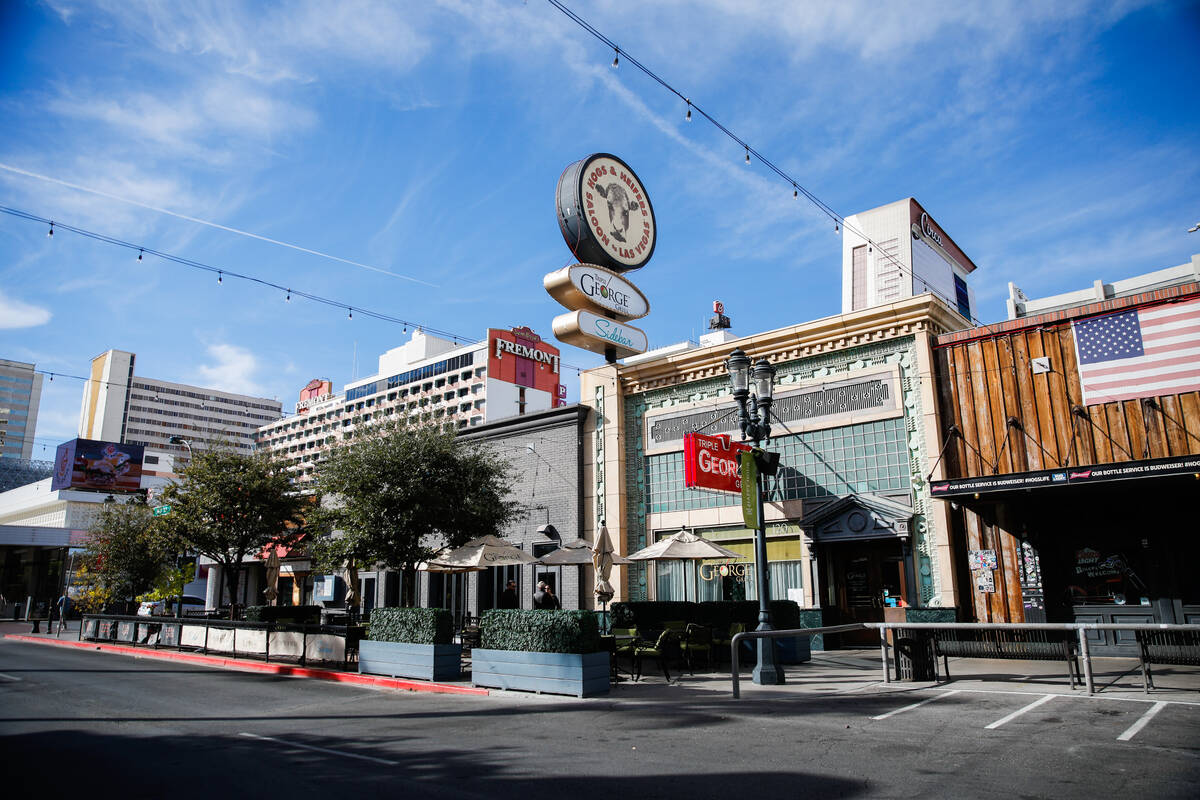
[3,634,489,696]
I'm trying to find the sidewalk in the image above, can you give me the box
[5,620,1199,705]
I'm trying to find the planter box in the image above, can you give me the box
[359,640,462,682]
[471,649,609,698]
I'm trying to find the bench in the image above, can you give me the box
[931,629,1081,688]
[1135,630,1200,693]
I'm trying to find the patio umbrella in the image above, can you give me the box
[262,551,280,606]
[426,535,541,570]
[425,536,539,624]
[627,529,741,603]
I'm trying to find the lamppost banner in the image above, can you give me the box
[740,451,759,529]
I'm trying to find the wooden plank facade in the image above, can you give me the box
[930,281,1200,636]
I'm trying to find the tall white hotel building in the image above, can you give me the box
[254,327,564,484]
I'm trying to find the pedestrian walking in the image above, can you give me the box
[56,593,72,634]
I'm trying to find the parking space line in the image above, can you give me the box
[0,672,21,681]
[238,732,398,765]
[870,690,959,720]
[985,694,1055,729]
[1117,701,1167,742]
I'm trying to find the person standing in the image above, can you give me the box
[498,580,518,609]
[545,585,562,610]
[532,581,549,609]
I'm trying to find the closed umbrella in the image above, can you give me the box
[626,528,740,603]
[262,551,280,606]
[343,563,360,620]
[592,524,624,603]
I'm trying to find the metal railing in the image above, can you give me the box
[730,622,1200,699]
[78,613,359,669]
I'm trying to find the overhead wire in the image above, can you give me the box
[545,0,983,326]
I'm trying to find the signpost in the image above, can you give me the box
[152,505,172,517]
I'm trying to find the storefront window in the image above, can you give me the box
[1067,544,1152,607]
[644,417,910,514]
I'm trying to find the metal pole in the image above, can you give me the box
[1078,628,1093,696]
[880,626,891,683]
[751,465,783,685]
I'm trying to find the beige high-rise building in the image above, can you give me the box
[79,349,282,468]
[0,358,44,460]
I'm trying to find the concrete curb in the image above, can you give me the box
[2,634,489,697]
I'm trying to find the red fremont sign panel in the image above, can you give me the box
[683,433,751,494]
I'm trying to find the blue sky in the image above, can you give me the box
[2,0,1198,455]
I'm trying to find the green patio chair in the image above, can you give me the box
[634,629,681,682]
[680,623,713,673]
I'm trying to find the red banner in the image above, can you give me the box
[683,432,751,494]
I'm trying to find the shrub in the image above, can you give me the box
[244,605,322,624]
[480,609,602,654]
[368,607,453,645]
[612,600,804,631]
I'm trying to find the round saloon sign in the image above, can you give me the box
[548,154,654,362]
[556,153,656,272]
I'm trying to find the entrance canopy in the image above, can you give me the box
[800,493,913,544]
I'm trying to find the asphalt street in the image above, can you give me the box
[2,638,1198,799]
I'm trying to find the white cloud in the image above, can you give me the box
[194,344,265,396]
[0,291,52,329]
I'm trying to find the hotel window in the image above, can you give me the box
[851,245,869,310]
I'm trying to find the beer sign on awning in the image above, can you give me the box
[683,433,751,494]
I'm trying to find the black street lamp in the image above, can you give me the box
[725,347,785,685]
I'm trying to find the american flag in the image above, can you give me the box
[1073,296,1200,405]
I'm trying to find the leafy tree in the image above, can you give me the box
[156,448,305,619]
[82,494,174,611]
[309,418,525,607]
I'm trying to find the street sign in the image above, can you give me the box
[152,505,172,517]
[740,451,759,529]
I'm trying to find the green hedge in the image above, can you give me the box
[611,600,804,631]
[368,607,453,645]
[244,605,322,624]
[480,609,602,654]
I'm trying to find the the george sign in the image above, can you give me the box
[152,505,172,517]
[552,309,648,359]
[683,433,751,494]
[543,263,651,320]
[740,450,760,529]
[556,153,656,273]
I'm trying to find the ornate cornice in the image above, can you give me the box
[605,295,965,395]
